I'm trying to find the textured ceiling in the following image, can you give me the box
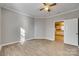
[0,3,79,18]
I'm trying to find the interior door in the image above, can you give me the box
[64,18,78,46]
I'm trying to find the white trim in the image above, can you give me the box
[34,8,79,18]
[19,38,35,45]
[0,41,20,51]
[32,37,54,41]
[64,42,78,47]
[1,5,79,19]
[0,41,20,47]
[26,38,35,40]
[0,38,34,47]
[32,37,48,40]
[50,8,79,18]
[22,37,54,41]
[0,38,53,50]
[1,7,33,18]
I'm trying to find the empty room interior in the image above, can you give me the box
[0,3,79,56]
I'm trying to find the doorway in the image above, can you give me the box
[55,21,64,42]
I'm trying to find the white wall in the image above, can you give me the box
[51,10,79,41]
[34,9,79,42]
[0,8,1,45]
[45,19,54,40]
[1,8,34,44]
[34,18,55,41]
[0,7,79,46]
[34,18,47,39]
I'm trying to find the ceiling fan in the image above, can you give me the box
[40,3,56,12]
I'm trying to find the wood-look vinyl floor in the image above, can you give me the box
[0,39,79,56]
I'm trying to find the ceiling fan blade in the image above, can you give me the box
[48,9,51,12]
[40,8,44,11]
[43,3,47,5]
[50,3,56,6]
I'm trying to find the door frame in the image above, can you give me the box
[55,21,64,41]
[53,19,64,41]
[53,18,78,46]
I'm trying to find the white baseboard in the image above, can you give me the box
[64,42,78,47]
[0,41,20,48]
[0,41,20,51]
[0,37,53,51]
[33,37,48,39]
[32,37,54,41]
[26,38,34,40]
[0,38,34,47]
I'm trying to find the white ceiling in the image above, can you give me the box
[0,3,79,18]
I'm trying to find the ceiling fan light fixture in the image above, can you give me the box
[40,3,56,12]
[44,7,49,11]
